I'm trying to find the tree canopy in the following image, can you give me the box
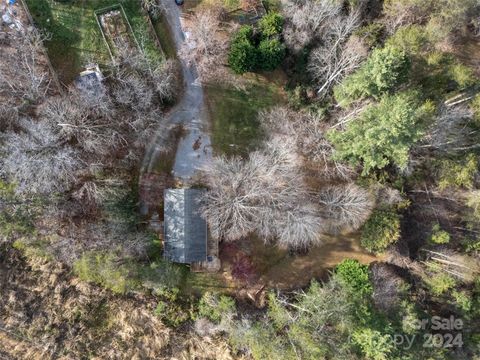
[327,91,434,174]
[334,45,411,106]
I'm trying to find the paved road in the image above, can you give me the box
[141,0,212,180]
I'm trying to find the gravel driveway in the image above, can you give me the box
[142,0,212,181]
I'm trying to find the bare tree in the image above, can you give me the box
[152,59,179,103]
[259,107,354,180]
[114,71,154,112]
[382,0,478,38]
[0,104,19,132]
[40,94,123,155]
[72,177,126,209]
[115,44,178,105]
[141,0,167,19]
[419,104,477,153]
[201,145,324,248]
[274,204,324,248]
[179,9,231,82]
[283,0,342,52]
[0,28,50,102]
[318,184,373,233]
[382,0,432,34]
[421,249,480,283]
[0,118,81,195]
[307,11,365,98]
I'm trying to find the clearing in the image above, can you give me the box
[205,75,286,157]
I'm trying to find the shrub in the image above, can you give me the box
[197,292,236,323]
[425,272,456,296]
[352,328,394,360]
[154,288,191,327]
[354,22,385,49]
[73,251,140,294]
[449,63,476,89]
[228,26,258,74]
[74,250,184,294]
[385,25,429,55]
[258,38,285,71]
[259,12,284,38]
[0,181,36,239]
[438,153,478,190]
[466,190,480,221]
[139,258,187,291]
[267,292,291,330]
[452,290,473,314]
[361,209,401,254]
[335,259,373,297]
[471,94,480,124]
[429,223,450,244]
[334,45,411,106]
[235,24,255,41]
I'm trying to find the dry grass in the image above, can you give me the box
[0,249,236,359]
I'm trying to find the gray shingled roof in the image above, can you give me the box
[164,189,207,264]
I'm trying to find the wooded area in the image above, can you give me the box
[1,0,480,358]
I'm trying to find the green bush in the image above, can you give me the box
[466,190,480,221]
[335,259,373,297]
[352,328,394,360]
[425,272,456,296]
[354,22,385,49]
[438,153,478,190]
[259,12,284,38]
[0,181,36,239]
[471,94,480,124]
[452,290,473,314]
[197,292,236,323]
[429,223,450,244]
[258,38,285,71]
[385,25,430,55]
[228,26,258,74]
[73,251,140,294]
[139,258,186,291]
[449,63,476,89]
[361,209,401,254]
[267,292,291,330]
[228,23,286,74]
[154,288,192,327]
[334,45,411,106]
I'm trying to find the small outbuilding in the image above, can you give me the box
[163,188,207,264]
[74,64,104,97]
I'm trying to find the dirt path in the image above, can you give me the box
[141,1,211,181]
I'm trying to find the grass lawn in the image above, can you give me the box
[205,80,286,157]
[151,15,177,59]
[25,0,164,84]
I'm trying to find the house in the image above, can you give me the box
[163,188,208,264]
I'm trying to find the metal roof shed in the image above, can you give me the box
[163,189,207,264]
